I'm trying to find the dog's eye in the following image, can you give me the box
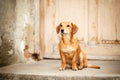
[67,25,70,27]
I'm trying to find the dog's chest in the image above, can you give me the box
[61,44,76,53]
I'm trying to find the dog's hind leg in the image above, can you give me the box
[78,52,84,70]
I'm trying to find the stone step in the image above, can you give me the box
[44,54,120,61]
[0,60,120,80]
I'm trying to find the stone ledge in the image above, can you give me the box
[44,55,120,61]
[0,60,120,80]
[0,73,120,80]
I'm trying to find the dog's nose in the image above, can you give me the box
[61,29,64,33]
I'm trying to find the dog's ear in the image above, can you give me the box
[56,24,61,34]
[71,23,78,34]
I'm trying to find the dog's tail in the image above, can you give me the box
[87,64,100,69]
[24,45,32,58]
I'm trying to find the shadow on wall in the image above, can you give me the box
[0,0,17,67]
[0,34,17,67]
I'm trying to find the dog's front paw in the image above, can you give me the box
[73,68,78,71]
[72,65,78,71]
[59,64,66,71]
[78,66,83,70]
[72,67,78,71]
[59,67,65,71]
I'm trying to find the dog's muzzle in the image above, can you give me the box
[61,29,64,33]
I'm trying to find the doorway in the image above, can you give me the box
[38,0,120,59]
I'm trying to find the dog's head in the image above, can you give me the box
[56,21,78,35]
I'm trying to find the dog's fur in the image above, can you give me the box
[56,21,100,70]
[24,45,41,61]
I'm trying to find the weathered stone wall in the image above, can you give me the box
[0,0,36,67]
[0,0,17,67]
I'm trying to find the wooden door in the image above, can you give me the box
[42,0,120,59]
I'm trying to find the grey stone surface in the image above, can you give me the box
[0,60,120,80]
[0,0,17,67]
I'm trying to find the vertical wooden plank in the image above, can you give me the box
[99,0,104,41]
[116,0,120,40]
[88,0,98,44]
[39,0,45,58]
[100,0,116,40]
[97,0,101,43]
[84,0,88,44]
[44,0,56,56]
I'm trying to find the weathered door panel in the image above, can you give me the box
[88,0,98,43]
[42,0,120,58]
[100,0,120,41]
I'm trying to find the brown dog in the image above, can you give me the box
[56,21,100,71]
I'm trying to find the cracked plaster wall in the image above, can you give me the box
[0,0,36,67]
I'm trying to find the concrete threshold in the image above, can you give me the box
[0,60,120,80]
[44,54,120,61]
